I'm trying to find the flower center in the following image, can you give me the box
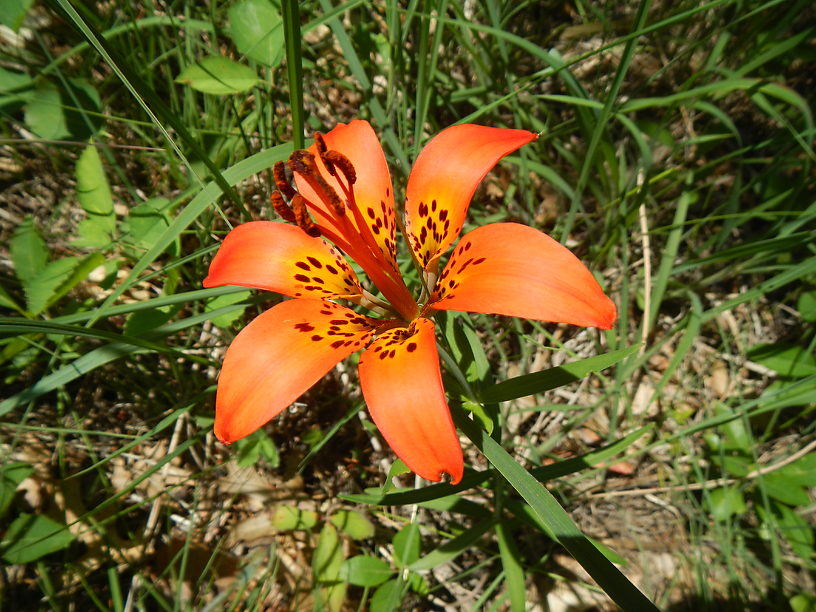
[271,137,420,322]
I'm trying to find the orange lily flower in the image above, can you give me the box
[203,120,616,484]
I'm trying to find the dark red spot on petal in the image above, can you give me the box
[406,342,417,352]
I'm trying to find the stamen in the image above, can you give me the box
[271,190,296,223]
[273,161,297,199]
[288,150,346,217]
[324,150,356,186]
[314,132,328,155]
[314,132,336,176]
[291,195,321,237]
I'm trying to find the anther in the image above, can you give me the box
[273,162,297,199]
[288,149,317,177]
[314,132,328,155]
[324,150,356,186]
[314,132,336,176]
[288,150,345,217]
[291,195,321,237]
[271,190,296,223]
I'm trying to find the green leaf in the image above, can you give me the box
[24,83,69,140]
[0,0,34,31]
[0,66,31,92]
[313,523,344,583]
[777,453,816,487]
[454,410,659,611]
[708,486,747,521]
[0,463,33,518]
[45,251,106,310]
[339,555,393,587]
[772,502,814,561]
[270,505,318,531]
[0,283,23,314]
[9,216,47,285]
[409,519,493,571]
[205,291,250,328]
[123,306,175,336]
[175,56,259,95]
[25,257,82,315]
[73,144,115,247]
[76,145,114,216]
[228,0,285,67]
[329,510,374,540]
[123,197,173,252]
[1,513,74,564]
[481,345,639,403]
[791,593,816,612]
[762,473,811,507]
[747,343,816,379]
[371,579,403,612]
[798,291,816,323]
[392,524,421,567]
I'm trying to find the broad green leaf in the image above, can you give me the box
[123,197,174,252]
[747,343,816,379]
[0,283,23,314]
[25,257,81,315]
[123,306,175,336]
[708,486,747,521]
[0,66,31,92]
[777,453,816,487]
[371,579,403,612]
[205,291,250,328]
[392,524,421,567]
[9,216,47,284]
[772,502,814,561]
[270,505,318,531]
[1,513,74,564]
[24,83,69,139]
[762,473,811,507]
[76,145,114,216]
[798,291,816,323]
[175,56,259,95]
[481,345,639,403]
[0,0,34,31]
[228,0,285,67]
[44,251,106,310]
[313,523,344,583]
[329,510,374,540]
[73,218,113,248]
[0,462,33,518]
[791,593,816,612]
[339,555,392,587]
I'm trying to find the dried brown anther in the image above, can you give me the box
[324,150,356,186]
[273,161,297,199]
[291,195,321,237]
[271,190,296,223]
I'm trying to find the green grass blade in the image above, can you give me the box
[454,410,659,611]
[281,0,305,149]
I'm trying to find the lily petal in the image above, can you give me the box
[358,318,463,483]
[405,124,538,271]
[296,120,399,272]
[429,223,616,329]
[214,299,377,443]
[203,221,363,299]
